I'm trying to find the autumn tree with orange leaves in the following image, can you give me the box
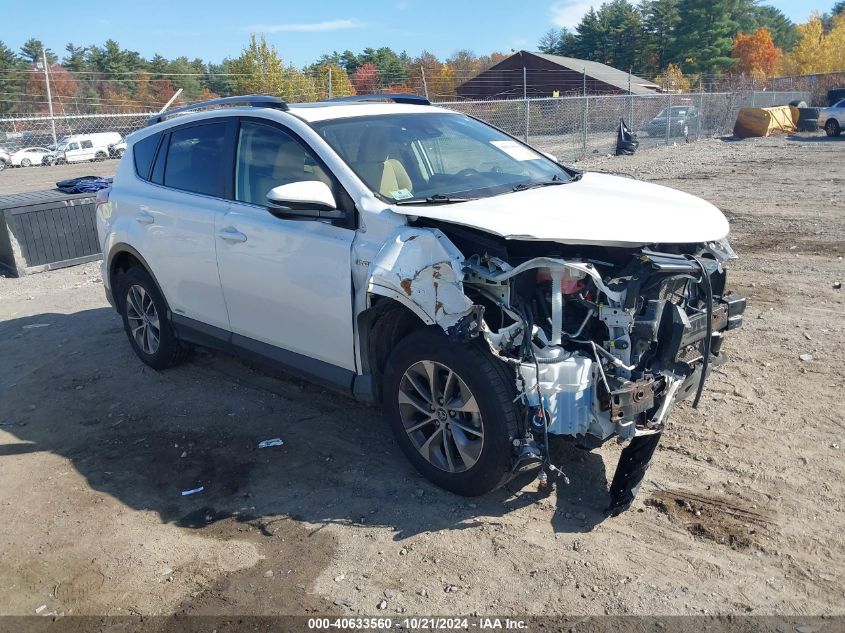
[732,27,782,77]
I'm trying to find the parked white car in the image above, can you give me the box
[96,95,745,515]
[819,99,845,136]
[54,132,123,163]
[9,146,53,167]
[0,147,11,169]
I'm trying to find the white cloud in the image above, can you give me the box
[244,19,364,33]
[549,1,595,29]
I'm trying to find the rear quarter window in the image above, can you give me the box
[133,134,160,180]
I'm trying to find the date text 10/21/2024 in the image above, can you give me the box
[307,617,528,630]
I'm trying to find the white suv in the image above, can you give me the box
[96,94,745,515]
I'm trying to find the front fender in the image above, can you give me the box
[366,227,474,331]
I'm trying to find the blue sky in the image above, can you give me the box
[3,0,836,66]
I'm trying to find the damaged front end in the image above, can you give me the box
[367,228,746,515]
[460,240,746,514]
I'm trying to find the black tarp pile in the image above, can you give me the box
[615,119,639,156]
[56,176,113,194]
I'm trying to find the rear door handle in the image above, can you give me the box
[216,228,247,243]
[135,212,154,224]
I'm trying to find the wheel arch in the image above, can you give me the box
[107,244,168,310]
[355,296,432,403]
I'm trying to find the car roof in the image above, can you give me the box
[289,102,455,122]
[130,101,461,144]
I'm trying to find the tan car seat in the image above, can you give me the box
[355,128,412,197]
[243,138,334,204]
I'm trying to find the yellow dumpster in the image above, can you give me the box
[734,106,797,138]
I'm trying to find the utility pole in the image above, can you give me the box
[420,65,429,100]
[582,68,588,158]
[523,66,529,142]
[42,49,57,147]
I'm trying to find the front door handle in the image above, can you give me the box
[216,228,247,243]
[135,212,154,225]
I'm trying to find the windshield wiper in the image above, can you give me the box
[394,193,477,205]
[511,175,568,192]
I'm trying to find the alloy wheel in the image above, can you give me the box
[397,360,484,473]
[125,284,160,355]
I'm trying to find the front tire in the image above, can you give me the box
[20,158,31,167]
[116,266,189,370]
[383,328,520,496]
[825,120,841,137]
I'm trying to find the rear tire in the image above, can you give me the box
[94,151,107,161]
[382,328,520,496]
[116,266,189,370]
[825,120,841,137]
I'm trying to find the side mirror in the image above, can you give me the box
[266,181,344,220]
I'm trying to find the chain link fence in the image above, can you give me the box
[442,90,808,161]
[0,90,810,169]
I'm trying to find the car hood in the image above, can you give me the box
[395,172,729,246]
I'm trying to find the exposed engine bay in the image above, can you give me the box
[365,222,746,515]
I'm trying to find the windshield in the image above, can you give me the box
[655,107,691,118]
[312,113,572,203]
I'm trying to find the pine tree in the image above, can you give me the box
[0,40,25,114]
[641,0,681,75]
[62,43,88,72]
[20,38,57,65]
[568,2,643,71]
[671,0,740,73]
[573,8,603,61]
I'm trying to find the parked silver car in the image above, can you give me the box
[819,99,845,136]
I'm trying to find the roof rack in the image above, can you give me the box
[147,95,289,126]
[322,93,431,106]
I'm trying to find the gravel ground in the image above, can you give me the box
[0,161,118,196]
[0,133,843,618]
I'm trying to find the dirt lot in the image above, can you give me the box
[0,134,843,618]
[0,161,118,196]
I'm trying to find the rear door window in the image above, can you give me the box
[81,140,93,149]
[162,122,227,197]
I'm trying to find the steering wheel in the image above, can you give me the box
[455,168,480,178]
